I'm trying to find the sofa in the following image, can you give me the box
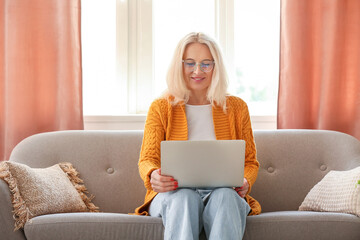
[1,129,360,240]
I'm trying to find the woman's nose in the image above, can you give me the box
[193,63,201,74]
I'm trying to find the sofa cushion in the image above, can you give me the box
[24,211,360,240]
[0,161,99,230]
[24,213,164,240]
[244,211,360,240]
[299,166,360,217]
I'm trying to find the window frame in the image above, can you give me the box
[117,0,238,114]
[84,0,278,130]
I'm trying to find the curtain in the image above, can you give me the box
[0,0,83,161]
[278,0,360,140]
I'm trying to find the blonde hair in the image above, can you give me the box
[163,32,229,111]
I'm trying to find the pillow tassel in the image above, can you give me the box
[58,162,99,212]
[0,162,32,230]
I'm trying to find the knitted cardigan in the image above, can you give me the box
[134,95,261,216]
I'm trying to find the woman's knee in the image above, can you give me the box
[208,188,244,205]
[166,188,203,208]
[211,188,239,200]
[210,188,250,213]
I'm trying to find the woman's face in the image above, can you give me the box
[182,43,214,97]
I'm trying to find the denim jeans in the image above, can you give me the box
[149,187,251,240]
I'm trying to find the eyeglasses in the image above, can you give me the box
[182,59,215,73]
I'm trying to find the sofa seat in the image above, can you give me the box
[244,211,360,240]
[24,211,360,240]
[24,213,164,240]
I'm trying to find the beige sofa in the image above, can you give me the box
[1,130,360,240]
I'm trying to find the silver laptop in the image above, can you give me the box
[161,140,245,188]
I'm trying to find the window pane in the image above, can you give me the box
[153,0,216,98]
[232,0,280,115]
[82,0,119,115]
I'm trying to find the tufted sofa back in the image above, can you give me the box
[251,130,360,212]
[9,130,360,214]
[10,130,146,214]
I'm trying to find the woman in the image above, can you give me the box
[135,32,261,240]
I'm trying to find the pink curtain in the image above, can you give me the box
[0,0,83,161]
[278,0,360,140]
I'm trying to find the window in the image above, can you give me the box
[82,0,118,115]
[232,0,280,115]
[82,0,280,117]
[153,0,216,98]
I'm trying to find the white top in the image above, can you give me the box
[185,104,216,141]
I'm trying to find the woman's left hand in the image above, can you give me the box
[234,178,249,198]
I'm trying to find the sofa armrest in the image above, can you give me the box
[0,179,26,240]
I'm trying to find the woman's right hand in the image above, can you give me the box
[150,168,178,193]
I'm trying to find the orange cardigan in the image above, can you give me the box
[134,95,261,215]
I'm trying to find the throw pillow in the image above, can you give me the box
[299,166,360,217]
[0,161,99,230]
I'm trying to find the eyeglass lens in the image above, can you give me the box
[183,60,214,72]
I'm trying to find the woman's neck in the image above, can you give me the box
[187,94,210,105]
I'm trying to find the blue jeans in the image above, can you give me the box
[149,187,251,240]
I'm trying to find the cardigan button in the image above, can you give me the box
[107,168,115,174]
[267,167,274,173]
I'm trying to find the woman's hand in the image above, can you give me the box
[234,178,249,198]
[150,168,178,193]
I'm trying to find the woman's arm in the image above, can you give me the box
[138,100,165,190]
[138,99,177,192]
[240,102,260,195]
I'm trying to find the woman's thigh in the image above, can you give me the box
[205,188,250,213]
[149,188,204,217]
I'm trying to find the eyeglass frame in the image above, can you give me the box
[182,59,215,73]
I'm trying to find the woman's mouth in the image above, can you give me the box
[191,77,205,82]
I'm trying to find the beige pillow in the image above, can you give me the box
[299,166,360,217]
[0,161,99,230]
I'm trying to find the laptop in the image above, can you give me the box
[160,140,245,188]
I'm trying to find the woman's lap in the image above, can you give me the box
[149,187,250,239]
[149,187,249,215]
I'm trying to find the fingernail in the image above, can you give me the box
[171,178,175,181]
